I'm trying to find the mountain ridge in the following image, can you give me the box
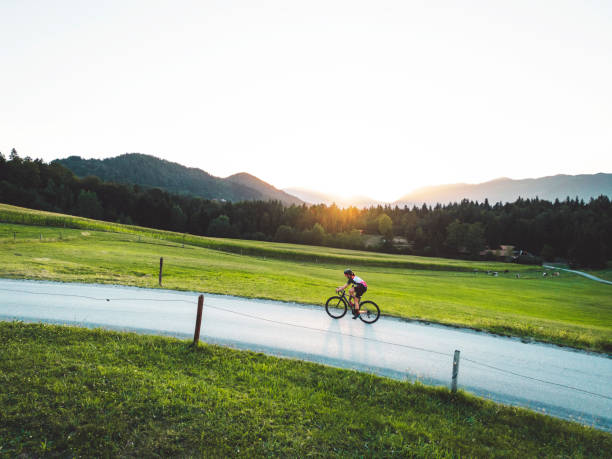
[56,154,611,208]
[286,173,612,207]
[393,173,612,207]
[56,154,303,205]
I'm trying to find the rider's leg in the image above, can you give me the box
[349,288,362,316]
[350,287,359,312]
[354,285,365,314]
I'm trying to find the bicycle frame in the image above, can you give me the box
[337,290,357,311]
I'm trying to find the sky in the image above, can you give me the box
[1,0,611,202]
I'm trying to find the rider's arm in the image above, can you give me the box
[336,283,349,292]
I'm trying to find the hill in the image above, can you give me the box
[56,154,302,205]
[226,172,302,204]
[394,173,612,206]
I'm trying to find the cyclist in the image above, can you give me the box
[336,269,368,319]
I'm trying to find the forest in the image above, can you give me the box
[1,150,610,267]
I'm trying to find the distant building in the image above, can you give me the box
[480,244,514,258]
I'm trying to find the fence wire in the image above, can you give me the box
[0,287,195,304]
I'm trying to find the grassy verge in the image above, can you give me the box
[1,322,610,457]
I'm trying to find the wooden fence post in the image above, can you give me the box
[451,350,461,393]
[192,294,204,346]
[158,257,163,286]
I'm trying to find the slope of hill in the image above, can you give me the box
[226,173,302,205]
[56,154,302,205]
[394,173,612,206]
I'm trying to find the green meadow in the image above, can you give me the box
[1,322,610,457]
[1,203,612,456]
[1,203,611,352]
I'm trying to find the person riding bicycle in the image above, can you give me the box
[336,269,368,319]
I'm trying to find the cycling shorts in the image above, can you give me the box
[353,284,367,298]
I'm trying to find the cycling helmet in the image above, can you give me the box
[344,269,354,276]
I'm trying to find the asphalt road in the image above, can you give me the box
[1,278,610,432]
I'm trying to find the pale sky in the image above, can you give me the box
[1,0,611,201]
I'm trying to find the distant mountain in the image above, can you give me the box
[56,154,611,208]
[393,174,612,207]
[226,173,302,204]
[283,187,382,208]
[56,154,303,205]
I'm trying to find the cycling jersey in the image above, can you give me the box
[348,276,367,288]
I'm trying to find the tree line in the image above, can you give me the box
[1,150,610,267]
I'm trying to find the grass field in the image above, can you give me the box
[1,322,610,457]
[0,203,540,272]
[1,203,611,352]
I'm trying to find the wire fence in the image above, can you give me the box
[0,229,185,247]
[1,285,610,402]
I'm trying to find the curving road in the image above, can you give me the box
[0,278,610,432]
[543,265,612,285]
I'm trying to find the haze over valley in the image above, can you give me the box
[57,153,612,207]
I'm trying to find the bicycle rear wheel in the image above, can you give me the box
[358,301,380,324]
[325,296,348,319]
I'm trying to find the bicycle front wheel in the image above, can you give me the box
[325,296,348,319]
[358,301,380,324]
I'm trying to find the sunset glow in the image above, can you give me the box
[2,1,611,202]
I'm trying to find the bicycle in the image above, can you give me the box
[325,290,380,324]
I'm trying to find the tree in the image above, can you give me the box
[347,229,363,249]
[413,226,427,251]
[377,213,393,239]
[75,190,103,219]
[275,225,294,242]
[311,223,326,245]
[568,227,606,268]
[207,214,232,237]
[465,222,486,257]
[445,219,467,253]
[170,204,187,231]
[401,212,418,239]
[540,244,555,261]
